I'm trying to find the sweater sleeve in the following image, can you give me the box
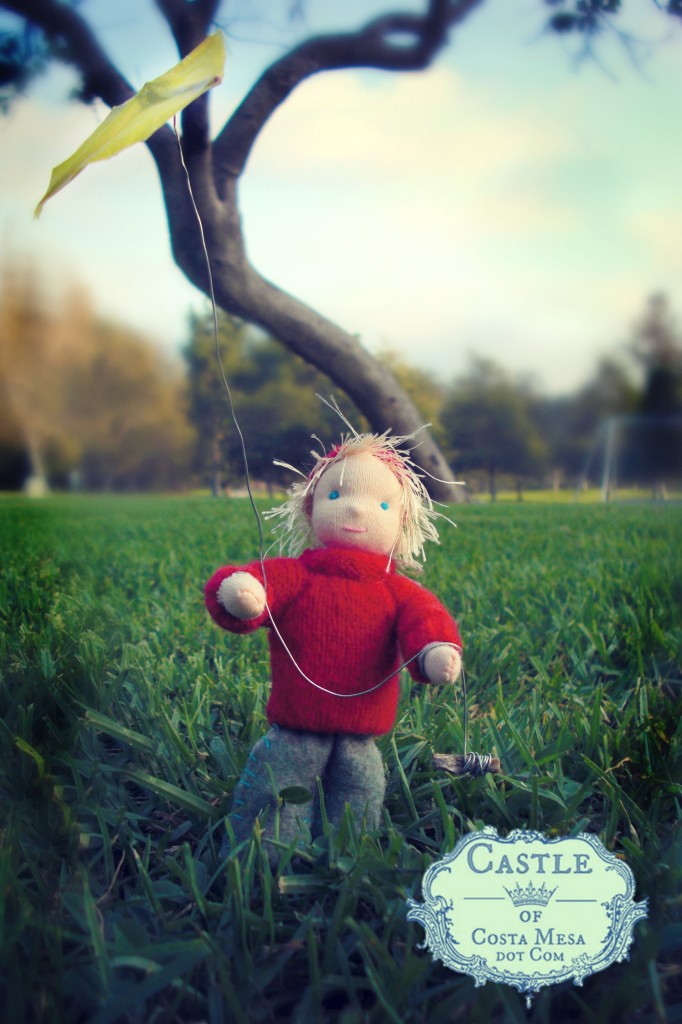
[390,575,462,684]
[204,557,305,635]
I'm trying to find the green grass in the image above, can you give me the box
[0,495,680,1023]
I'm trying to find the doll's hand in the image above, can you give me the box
[217,572,266,620]
[422,644,462,685]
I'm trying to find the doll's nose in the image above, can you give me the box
[346,501,364,520]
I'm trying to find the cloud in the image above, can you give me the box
[629,210,682,265]
[248,65,573,189]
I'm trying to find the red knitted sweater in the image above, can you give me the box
[205,546,461,736]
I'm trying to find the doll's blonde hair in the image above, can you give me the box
[265,428,455,571]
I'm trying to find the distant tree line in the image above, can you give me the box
[183,312,368,496]
[0,262,194,492]
[1,261,680,497]
[439,292,682,498]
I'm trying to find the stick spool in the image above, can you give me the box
[433,752,501,777]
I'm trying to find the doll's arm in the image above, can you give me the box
[205,558,304,634]
[392,576,462,684]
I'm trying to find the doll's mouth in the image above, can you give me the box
[342,525,367,534]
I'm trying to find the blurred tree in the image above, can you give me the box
[0,258,194,490]
[65,320,195,491]
[228,337,368,491]
[532,356,638,485]
[441,358,549,499]
[630,293,682,410]
[624,293,682,495]
[0,261,71,492]
[544,0,681,39]
[183,309,366,494]
[377,348,447,446]
[0,406,30,489]
[183,311,253,497]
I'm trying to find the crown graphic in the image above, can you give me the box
[503,881,557,907]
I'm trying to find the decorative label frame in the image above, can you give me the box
[407,828,648,1005]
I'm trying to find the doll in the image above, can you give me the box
[205,431,462,865]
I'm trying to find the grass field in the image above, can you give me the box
[0,495,680,1023]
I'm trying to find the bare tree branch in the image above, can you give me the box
[153,0,220,154]
[154,0,220,56]
[2,0,135,107]
[213,0,483,184]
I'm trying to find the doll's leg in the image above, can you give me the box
[228,725,332,858]
[321,735,386,831]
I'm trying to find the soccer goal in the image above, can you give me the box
[578,415,682,501]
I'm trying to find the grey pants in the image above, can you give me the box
[226,725,386,860]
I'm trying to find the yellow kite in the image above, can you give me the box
[35,31,225,217]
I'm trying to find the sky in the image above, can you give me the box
[1,0,681,396]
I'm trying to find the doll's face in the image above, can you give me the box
[311,452,404,556]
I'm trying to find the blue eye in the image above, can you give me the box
[380,501,389,510]
[328,490,340,500]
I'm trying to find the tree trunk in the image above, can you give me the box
[219,270,461,498]
[210,423,223,497]
[24,433,49,496]
[488,465,496,502]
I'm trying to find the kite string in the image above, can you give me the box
[171,120,470,708]
[172,118,266,562]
